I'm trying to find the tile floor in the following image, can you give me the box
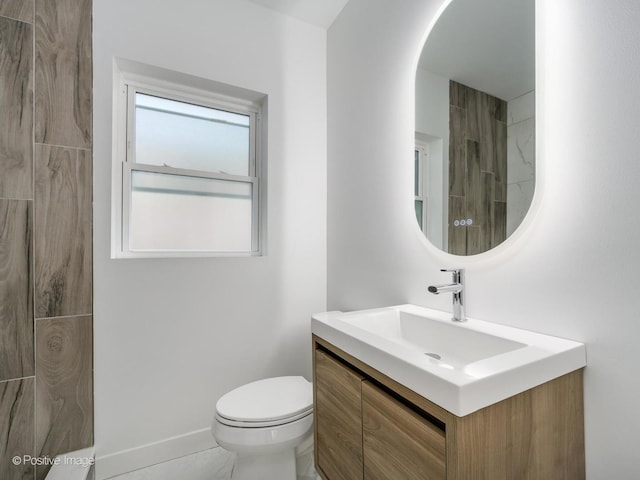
[107,436,320,480]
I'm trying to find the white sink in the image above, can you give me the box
[311,304,586,416]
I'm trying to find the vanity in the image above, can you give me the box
[312,0,582,475]
[311,305,586,479]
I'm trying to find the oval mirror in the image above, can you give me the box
[415,0,535,255]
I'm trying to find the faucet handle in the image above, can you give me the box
[440,268,464,283]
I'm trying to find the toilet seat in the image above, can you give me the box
[215,376,312,428]
[215,408,312,428]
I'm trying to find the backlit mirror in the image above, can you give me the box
[415,0,535,255]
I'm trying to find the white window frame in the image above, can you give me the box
[414,143,429,236]
[112,65,265,259]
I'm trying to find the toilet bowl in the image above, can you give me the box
[212,376,313,480]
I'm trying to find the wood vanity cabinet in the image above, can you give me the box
[313,335,585,480]
[315,347,364,480]
[362,381,446,479]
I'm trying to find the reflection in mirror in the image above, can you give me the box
[415,0,535,255]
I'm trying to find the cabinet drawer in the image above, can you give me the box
[315,349,364,480]
[362,381,446,480]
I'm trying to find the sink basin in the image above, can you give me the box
[311,304,586,416]
[340,308,526,368]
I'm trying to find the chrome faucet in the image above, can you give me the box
[428,268,465,322]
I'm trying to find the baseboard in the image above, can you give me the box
[94,428,217,480]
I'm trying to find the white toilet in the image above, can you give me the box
[212,376,313,480]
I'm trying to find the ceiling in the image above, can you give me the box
[245,0,533,101]
[419,0,535,101]
[246,0,349,29]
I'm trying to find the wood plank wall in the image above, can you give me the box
[0,1,93,479]
[448,81,507,255]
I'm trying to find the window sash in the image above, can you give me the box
[126,85,258,177]
[118,83,261,257]
[122,163,260,255]
[414,146,428,234]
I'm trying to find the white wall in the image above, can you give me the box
[93,0,326,477]
[328,0,640,477]
[415,68,449,144]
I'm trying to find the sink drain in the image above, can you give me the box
[424,352,441,360]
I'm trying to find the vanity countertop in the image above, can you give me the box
[311,304,586,416]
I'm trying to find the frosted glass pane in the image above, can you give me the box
[130,170,253,252]
[135,93,250,175]
[415,200,424,230]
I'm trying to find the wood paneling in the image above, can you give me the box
[36,315,93,480]
[448,81,507,254]
[465,140,482,224]
[314,348,364,480]
[449,106,466,197]
[465,89,481,142]
[465,226,484,256]
[0,16,32,199]
[0,200,33,381]
[34,144,92,318]
[448,195,466,256]
[0,0,32,23]
[0,378,35,480]
[452,371,585,480]
[449,81,466,109]
[363,381,446,480]
[527,370,585,478]
[35,0,92,148]
[493,201,507,248]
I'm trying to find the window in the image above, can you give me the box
[112,63,265,258]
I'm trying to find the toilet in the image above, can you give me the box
[212,376,313,480]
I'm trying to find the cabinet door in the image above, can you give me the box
[362,381,446,480]
[314,349,364,480]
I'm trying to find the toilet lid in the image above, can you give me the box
[216,376,313,423]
